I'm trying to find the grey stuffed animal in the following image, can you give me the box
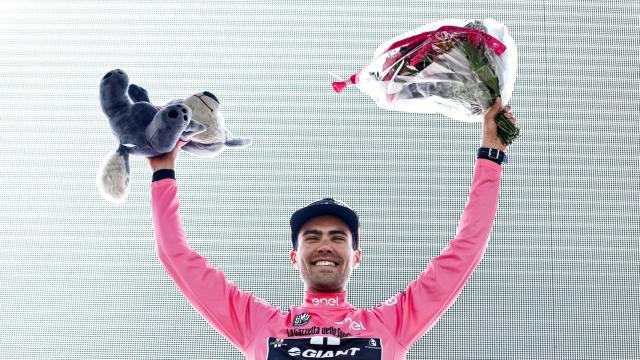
[170,91,252,158]
[97,69,206,204]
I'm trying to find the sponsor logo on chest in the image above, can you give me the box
[267,336,382,359]
[293,312,312,327]
[312,296,339,307]
[287,346,360,357]
[335,317,366,332]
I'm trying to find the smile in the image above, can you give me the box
[313,260,337,267]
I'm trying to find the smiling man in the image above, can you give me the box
[149,99,516,359]
[290,201,362,294]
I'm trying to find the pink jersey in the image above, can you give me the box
[151,159,502,359]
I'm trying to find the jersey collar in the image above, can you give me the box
[303,291,351,309]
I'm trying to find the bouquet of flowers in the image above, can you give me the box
[332,19,519,145]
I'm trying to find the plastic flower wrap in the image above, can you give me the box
[332,19,519,145]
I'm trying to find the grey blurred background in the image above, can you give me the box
[0,0,638,359]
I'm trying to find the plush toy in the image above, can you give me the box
[169,91,252,158]
[97,69,251,204]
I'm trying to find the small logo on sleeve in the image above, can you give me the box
[293,312,311,327]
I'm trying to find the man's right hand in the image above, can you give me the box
[148,140,187,172]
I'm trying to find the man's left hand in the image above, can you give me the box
[481,98,517,152]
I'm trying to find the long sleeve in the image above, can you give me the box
[151,178,279,352]
[372,159,502,348]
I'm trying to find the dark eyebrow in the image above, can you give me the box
[301,229,347,236]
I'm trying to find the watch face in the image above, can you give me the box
[266,336,382,359]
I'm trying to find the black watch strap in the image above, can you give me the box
[152,169,176,182]
[477,147,507,165]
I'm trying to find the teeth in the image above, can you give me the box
[315,261,335,266]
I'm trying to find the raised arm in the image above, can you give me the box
[372,99,516,348]
[148,142,279,352]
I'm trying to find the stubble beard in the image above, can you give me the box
[303,267,352,292]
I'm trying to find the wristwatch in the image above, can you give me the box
[152,169,176,182]
[477,147,507,165]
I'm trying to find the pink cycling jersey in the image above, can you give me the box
[151,159,502,359]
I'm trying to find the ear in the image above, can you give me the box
[352,249,362,269]
[290,248,298,267]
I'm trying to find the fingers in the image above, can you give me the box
[485,97,502,120]
[172,140,189,154]
[502,105,517,124]
[490,101,517,124]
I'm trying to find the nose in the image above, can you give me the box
[202,91,219,104]
[315,237,334,253]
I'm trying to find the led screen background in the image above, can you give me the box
[0,1,638,359]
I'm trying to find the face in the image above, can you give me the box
[290,215,361,293]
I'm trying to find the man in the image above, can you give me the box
[149,99,516,359]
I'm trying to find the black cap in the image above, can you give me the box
[290,198,360,249]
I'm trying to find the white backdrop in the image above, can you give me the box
[0,0,638,359]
